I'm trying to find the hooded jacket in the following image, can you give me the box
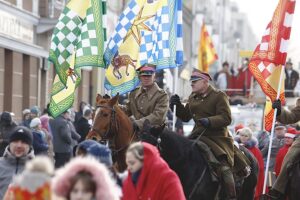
[122,142,185,200]
[52,156,120,200]
[274,144,292,176]
[0,146,34,199]
[235,137,264,200]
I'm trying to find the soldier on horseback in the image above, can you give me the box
[170,68,250,200]
[268,98,300,200]
[123,63,169,131]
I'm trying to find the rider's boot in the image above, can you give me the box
[220,164,237,200]
[266,189,285,200]
[196,141,219,182]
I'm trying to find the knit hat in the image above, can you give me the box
[77,140,113,167]
[234,124,244,133]
[5,156,54,200]
[1,111,12,123]
[22,109,30,115]
[30,118,41,128]
[30,106,40,115]
[9,126,33,146]
[285,127,297,139]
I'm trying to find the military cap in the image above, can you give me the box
[190,68,212,82]
[137,64,156,76]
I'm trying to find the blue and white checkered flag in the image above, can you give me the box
[104,0,183,96]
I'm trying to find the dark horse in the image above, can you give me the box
[86,94,138,172]
[140,120,258,200]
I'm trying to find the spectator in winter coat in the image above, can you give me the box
[284,59,299,97]
[75,108,92,142]
[30,118,49,155]
[122,142,185,200]
[19,109,31,128]
[261,125,285,170]
[274,127,298,176]
[235,127,264,200]
[52,156,120,200]
[49,110,73,168]
[0,126,34,199]
[3,156,54,200]
[0,112,18,156]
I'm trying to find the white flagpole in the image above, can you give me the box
[262,65,285,194]
[172,67,179,131]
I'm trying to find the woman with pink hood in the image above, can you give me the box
[52,156,121,200]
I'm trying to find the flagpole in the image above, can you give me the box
[262,65,285,194]
[172,67,179,131]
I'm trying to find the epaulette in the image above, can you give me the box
[158,88,167,94]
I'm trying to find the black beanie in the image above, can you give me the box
[9,126,33,146]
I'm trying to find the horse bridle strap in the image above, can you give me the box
[93,105,119,140]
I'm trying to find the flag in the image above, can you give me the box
[248,0,295,131]
[48,0,107,118]
[104,0,183,96]
[198,21,218,72]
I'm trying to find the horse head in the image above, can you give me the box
[86,93,120,142]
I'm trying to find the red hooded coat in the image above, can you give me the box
[122,142,185,200]
[274,144,291,176]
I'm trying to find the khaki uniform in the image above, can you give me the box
[125,82,169,129]
[176,85,235,167]
[273,98,300,193]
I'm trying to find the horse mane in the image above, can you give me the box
[160,129,194,156]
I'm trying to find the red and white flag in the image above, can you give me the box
[249,0,296,131]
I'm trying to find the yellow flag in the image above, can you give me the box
[198,22,218,72]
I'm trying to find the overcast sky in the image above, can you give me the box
[233,0,300,68]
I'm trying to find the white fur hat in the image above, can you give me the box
[30,118,41,128]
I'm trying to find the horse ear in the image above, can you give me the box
[110,93,119,106]
[96,94,103,102]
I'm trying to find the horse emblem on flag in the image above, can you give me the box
[104,0,183,96]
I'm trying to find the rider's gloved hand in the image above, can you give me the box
[132,121,140,132]
[170,94,181,111]
[272,99,281,116]
[198,118,210,128]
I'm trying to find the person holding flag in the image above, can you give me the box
[247,0,296,198]
[267,98,300,199]
[123,63,169,131]
[170,68,250,200]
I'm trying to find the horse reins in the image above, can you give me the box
[92,104,136,156]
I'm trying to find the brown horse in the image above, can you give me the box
[86,94,137,172]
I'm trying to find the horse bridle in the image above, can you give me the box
[92,105,118,141]
[91,104,136,155]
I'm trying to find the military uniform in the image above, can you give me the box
[176,85,235,166]
[272,98,300,194]
[125,82,169,129]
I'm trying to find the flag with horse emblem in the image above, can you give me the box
[249,0,295,131]
[198,21,218,72]
[104,0,183,96]
[48,0,107,118]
